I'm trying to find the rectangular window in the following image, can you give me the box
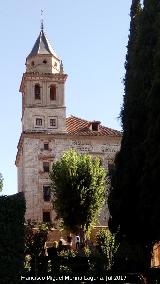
[43,211,51,222]
[36,118,42,126]
[50,119,56,127]
[48,116,57,129]
[44,143,49,150]
[43,162,50,173]
[43,186,51,202]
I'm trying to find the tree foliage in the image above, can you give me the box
[109,0,144,238]
[108,0,160,269]
[96,229,119,270]
[24,221,49,257]
[50,149,107,237]
[139,1,160,242]
[0,192,25,282]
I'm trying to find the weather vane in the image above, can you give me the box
[41,9,44,31]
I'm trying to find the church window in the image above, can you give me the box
[43,162,50,173]
[48,116,57,129]
[44,143,49,150]
[50,85,56,100]
[36,118,42,126]
[31,61,34,66]
[50,119,56,127]
[43,59,47,64]
[35,84,41,100]
[43,186,51,202]
[43,211,51,222]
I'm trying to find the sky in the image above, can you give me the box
[0,0,131,195]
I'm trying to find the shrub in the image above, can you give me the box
[0,192,26,283]
[96,228,119,270]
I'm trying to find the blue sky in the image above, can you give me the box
[0,0,131,195]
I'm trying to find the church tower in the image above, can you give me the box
[16,25,67,222]
[16,23,121,225]
[21,24,67,134]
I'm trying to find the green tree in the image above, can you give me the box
[0,173,3,191]
[109,0,143,236]
[24,221,49,275]
[24,221,48,257]
[139,2,160,243]
[50,149,107,244]
[108,0,160,270]
[96,229,119,271]
[0,193,25,282]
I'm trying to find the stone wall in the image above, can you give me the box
[22,107,66,133]
[17,133,121,224]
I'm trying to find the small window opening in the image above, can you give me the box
[91,121,101,131]
[43,59,47,64]
[35,84,41,100]
[43,212,51,222]
[43,186,51,202]
[31,61,35,66]
[43,162,50,173]
[36,118,42,126]
[44,143,49,150]
[50,85,56,101]
[50,119,56,127]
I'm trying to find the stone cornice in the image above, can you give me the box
[15,131,121,166]
[19,72,68,92]
[20,131,121,140]
[38,153,55,161]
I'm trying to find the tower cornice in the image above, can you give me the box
[19,72,68,92]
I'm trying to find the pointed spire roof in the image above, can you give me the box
[27,27,59,60]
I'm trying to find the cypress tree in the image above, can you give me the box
[108,0,143,237]
[108,0,160,270]
[138,2,160,242]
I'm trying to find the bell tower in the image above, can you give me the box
[20,24,67,134]
[16,25,68,222]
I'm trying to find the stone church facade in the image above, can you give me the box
[15,25,122,225]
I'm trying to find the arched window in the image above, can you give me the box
[35,84,41,100]
[50,85,56,101]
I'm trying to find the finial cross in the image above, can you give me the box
[41,9,44,31]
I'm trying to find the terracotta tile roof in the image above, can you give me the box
[66,116,121,137]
